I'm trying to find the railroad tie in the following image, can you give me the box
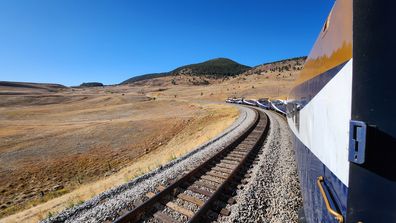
[147,191,195,218]
[206,171,228,180]
[230,151,246,156]
[227,154,244,159]
[157,185,166,191]
[221,160,238,165]
[177,193,204,206]
[224,157,242,162]
[194,180,218,190]
[216,163,236,169]
[153,212,181,223]
[166,201,194,218]
[187,186,213,197]
[201,175,224,184]
[212,166,233,174]
[146,191,156,198]
[220,208,231,216]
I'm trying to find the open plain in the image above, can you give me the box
[0,85,239,221]
[0,57,304,222]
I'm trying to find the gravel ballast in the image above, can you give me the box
[218,109,302,223]
[42,106,256,223]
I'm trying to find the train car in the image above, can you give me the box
[256,98,271,109]
[235,98,243,104]
[287,0,396,222]
[270,99,287,115]
[242,98,257,106]
[225,98,233,103]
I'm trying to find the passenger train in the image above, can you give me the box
[226,97,287,115]
[287,0,396,222]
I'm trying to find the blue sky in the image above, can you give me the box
[0,0,334,86]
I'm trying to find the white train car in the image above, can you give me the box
[256,98,271,109]
[242,98,257,106]
[270,99,287,115]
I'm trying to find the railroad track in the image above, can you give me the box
[114,108,269,223]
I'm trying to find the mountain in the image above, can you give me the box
[121,58,251,85]
[121,72,169,85]
[170,58,251,76]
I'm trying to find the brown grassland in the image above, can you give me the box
[0,58,303,222]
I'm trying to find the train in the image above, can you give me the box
[287,0,396,222]
[226,1,396,221]
[225,97,287,115]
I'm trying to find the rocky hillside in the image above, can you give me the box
[121,58,251,85]
[170,58,251,76]
[122,56,306,87]
[242,56,306,76]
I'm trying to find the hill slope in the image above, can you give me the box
[242,56,306,76]
[0,81,67,95]
[170,58,251,76]
[121,72,169,85]
[121,58,250,85]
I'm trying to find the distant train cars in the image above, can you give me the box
[242,98,257,106]
[225,97,287,115]
[225,97,243,104]
[256,98,271,109]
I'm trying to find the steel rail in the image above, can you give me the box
[189,109,269,222]
[114,107,269,223]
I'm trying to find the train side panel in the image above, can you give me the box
[287,0,352,222]
[288,0,396,222]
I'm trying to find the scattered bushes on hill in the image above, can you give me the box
[80,82,104,87]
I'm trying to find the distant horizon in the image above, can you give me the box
[0,0,334,86]
[1,55,307,87]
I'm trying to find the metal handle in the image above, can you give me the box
[316,176,344,223]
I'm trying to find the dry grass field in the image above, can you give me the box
[0,85,239,222]
[0,57,304,222]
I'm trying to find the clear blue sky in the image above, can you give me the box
[0,0,334,86]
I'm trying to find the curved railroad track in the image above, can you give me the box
[113,108,269,223]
